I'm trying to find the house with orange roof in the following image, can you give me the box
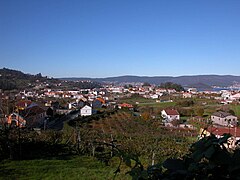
[92,97,106,109]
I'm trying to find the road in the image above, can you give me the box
[47,110,79,130]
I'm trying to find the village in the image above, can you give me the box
[3,0,240,178]
[1,79,240,149]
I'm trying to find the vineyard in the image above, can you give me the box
[0,110,198,179]
[69,110,198,166]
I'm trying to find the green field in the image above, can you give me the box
[119,96,155,104]
[230,105,240,117]
[138,101,176,108]
[0,156,129,180]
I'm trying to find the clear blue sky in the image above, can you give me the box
[1,0,240,78]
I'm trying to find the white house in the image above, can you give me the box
[150,94,159,99]
[187,88,198,94]
[161,109,180,122]
[211,111,237,127]
[111,87,123,93]
[80,105,92,116]
[156,88,167,93]
[230,93,240,101]
[167,89,177,94]
[221,91,232,100]
[183,92,192,98]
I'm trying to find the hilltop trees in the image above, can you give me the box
[143,82,151,87]
[0,68,102,90]
[159,82,185,92]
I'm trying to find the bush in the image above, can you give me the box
[176,100,195,107]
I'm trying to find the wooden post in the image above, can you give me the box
[92,142,95,157]
[111,134,114,157]
[152,152,155,166]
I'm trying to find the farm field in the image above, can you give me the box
[119,96,155,104]
[0,156,129,180]
[2,95,239,180]
[138,101,176,108]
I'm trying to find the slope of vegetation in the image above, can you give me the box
[69,111,196,165]
[0,68,102,90]
[0,68,55,90]
[0,110,196,179]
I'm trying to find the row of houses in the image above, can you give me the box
[1,96,135,128]
[161,109,238,128]
[0,99,95,128]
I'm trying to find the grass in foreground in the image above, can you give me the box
[0,156,129,180]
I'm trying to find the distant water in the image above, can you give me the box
[197,87,240,92]
[212,87,240,92]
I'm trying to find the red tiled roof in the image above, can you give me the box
[120,103,133,108]
[96,98,105,104]
[207,126,240,137]
[164,109,179,115]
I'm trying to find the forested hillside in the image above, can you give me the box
[0,68,50,90]
[0,68,102,90]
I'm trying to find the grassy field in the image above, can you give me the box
[230,105,240,117]
[0,156,129,180]
[119,96,155,104]
[138,101,176,108]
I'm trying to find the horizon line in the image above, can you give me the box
[57,74,240,79]
[1,67,240,79]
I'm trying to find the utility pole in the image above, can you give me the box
[6,96,9,115]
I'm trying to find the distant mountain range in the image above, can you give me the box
[60,75,240,89]
[1,68,240,90]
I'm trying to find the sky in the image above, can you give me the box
[1,0,240,78]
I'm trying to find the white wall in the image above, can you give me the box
[80,105,92,116]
